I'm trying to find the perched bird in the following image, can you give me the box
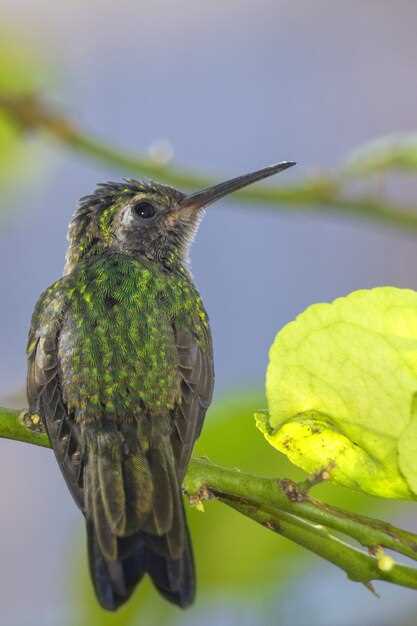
[26,161,295,611]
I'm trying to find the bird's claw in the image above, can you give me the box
[19,410,46,434]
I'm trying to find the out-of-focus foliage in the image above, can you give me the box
[73,391,387,626]
[345,133,417,175]
[261,287,417,500]
[0,34,51,206]
[0,35,48,94]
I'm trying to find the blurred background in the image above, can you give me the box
[1,1,417,625]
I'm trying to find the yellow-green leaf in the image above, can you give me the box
[260,287,417,499]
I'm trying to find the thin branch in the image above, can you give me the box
[228,502,417,590]
[2,405,417,592]
[1,93,417,231]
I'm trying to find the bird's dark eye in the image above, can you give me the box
[133,201,156,219]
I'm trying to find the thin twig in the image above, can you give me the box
[228,502,417,590]
[1,93,417,231]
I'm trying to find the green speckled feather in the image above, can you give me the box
[57,253,210,419]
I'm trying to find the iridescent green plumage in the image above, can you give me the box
[26,162,294,611]
[57,254,209,419]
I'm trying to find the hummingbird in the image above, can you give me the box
[26,161,295,611]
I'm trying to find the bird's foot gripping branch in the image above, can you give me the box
[2,404,417,594]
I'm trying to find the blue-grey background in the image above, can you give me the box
[1,1,417,625]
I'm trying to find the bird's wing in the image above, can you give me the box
[27,282,85,509]
[171,320,214,480]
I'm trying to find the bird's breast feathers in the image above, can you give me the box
[32,254,209,422]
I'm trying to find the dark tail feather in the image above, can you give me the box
[87,516,195,611]
[87,521,147,611]
[85,425,195,611]
[145,516,195,608]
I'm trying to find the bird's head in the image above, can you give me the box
[64,161,295,274]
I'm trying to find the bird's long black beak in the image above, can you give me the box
[178,161,296,212]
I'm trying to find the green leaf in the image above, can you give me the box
[344,133,417,175]
[260,287,417,499]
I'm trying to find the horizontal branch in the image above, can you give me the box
[2,405,417,592]
[1,93,417,231]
